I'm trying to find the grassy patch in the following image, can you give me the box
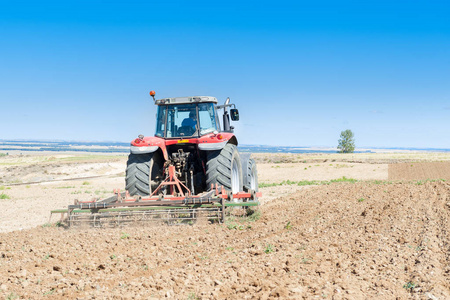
[329,176,357,183]
[296,180,322,186]
[258,182,282,188]
[225,211,260,230]
[414,178,446,185]
[226,223,246,230]
[41,222,63,228]
[245,209,261,222]
[82,181,91,185]
[56,155,124,162]
[0,193,11,200]
[94,190,110,195]
[259,176,358,188]
[56,186,75,189]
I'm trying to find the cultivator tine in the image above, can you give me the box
[66,206,224,228]
[221,198,225,223]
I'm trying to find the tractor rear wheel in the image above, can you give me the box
[125,152,164,196]
[242,157,259,193]
[206,144,243,194]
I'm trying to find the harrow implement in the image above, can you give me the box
[50,166,261,227]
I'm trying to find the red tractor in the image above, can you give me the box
[125,92,258,198]
[51,92,260,227]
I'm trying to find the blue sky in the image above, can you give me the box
[1,0,449,148]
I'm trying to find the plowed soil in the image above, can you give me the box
[389,162,450,181]
[1,153,450,299]
[1,181,450,299]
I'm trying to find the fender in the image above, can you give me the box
[130,136,169,160]
[198,132,238,151]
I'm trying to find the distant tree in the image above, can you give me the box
[337,130,355,153]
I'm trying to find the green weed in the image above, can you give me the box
[6,292,19,300]
[357,198,365,202]
[285,221,292,230]
[258,182,281,188]
[0,193,11,199]
[296,180,321,186]
[120,232,130,239]
[226,223,245,230]
[245,209,261,221]
[259,177,358,188]
[403,281,416,291]
[300,257,312,264]
[187,292,199,300]
[329,176,357,183]
[43,288,55,296]
[264,244,274,254]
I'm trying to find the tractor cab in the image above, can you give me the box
[153,95,238,139]
[154,97,220,138]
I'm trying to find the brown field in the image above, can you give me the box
[389,162,450,181]
[1,152,450,299]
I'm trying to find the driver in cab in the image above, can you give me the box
[182,111,197,131]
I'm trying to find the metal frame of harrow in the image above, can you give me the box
[50,167,261,227]
[50,191,259,227]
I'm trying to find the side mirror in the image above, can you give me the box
[230,109,239,121]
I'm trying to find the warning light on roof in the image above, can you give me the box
[149,90,156,102]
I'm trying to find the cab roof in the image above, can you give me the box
[155,96,218,105]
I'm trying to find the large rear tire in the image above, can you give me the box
[125,152,165,196]
[206,144,243,194]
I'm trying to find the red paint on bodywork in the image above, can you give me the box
[130,132,236,161]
